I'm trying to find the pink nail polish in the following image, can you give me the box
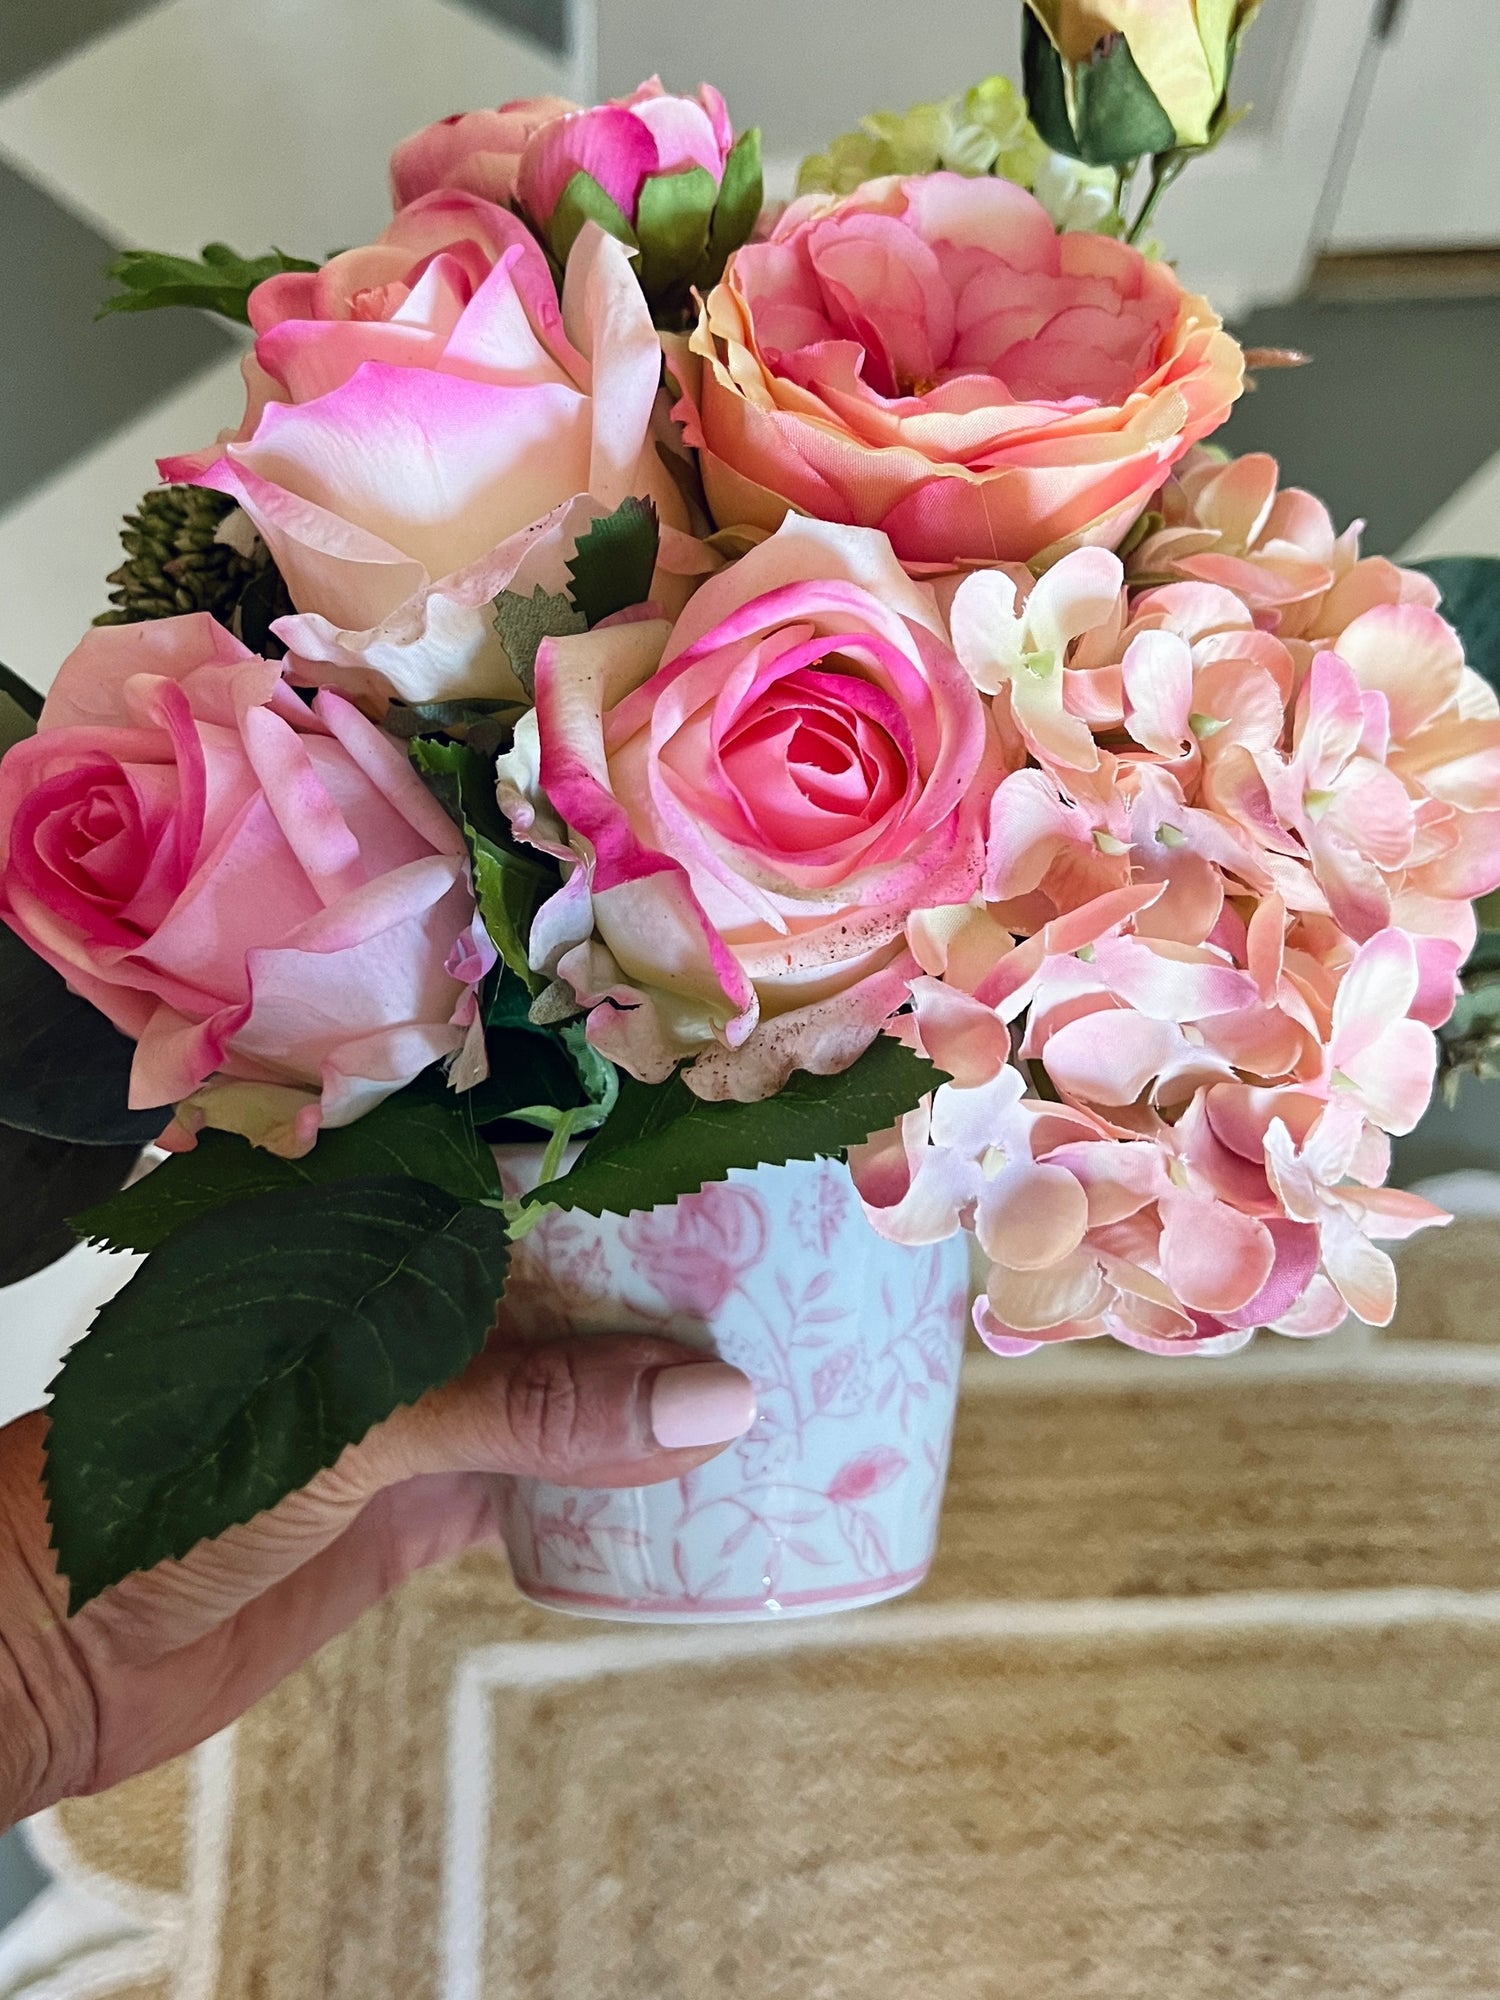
[650,1362,757,1450]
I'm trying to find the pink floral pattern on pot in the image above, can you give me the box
[495,1156,971,1621]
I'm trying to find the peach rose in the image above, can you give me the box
[671,172,1243,568]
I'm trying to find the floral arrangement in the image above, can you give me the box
[4,3,1500,1612]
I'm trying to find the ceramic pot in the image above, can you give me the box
[495,1155,970,1623]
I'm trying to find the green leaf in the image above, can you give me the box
[98,243,320,326]
[1022,10,1177,164]
[566,497,660,628]
[493,585,586,700]
[1412,556,1500,694]
[705,128,764,283]
[408,738,552,990]
[529,1036,939,1219]
[45,1176,512,1610]
[0,663,42,757]
[1022,12,1083,160]
[0,927,164,1147]
[0,1127,140,1290]
[635,165,719,300]
[546,171,638,267]
[72,1079,503,1257]
[465,1027,589,1127]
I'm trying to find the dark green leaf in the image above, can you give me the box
[45,1176,512,1610]
[635,165,719,299]
[566,497,660,628]
[1073,34,1177,165]
[545,171,638,267]
[0,663,42,757]
[1022,12,1083,160]
[98,243,320,326]
[73,1081,503,1256]
[492,585,586,700]
[408,738,552,990]
[1412,556,1500,694]
[0,927,164,1146]
[0,1127,139,1289]
[529,1036,939,1218]
[465,1027,587,1126]
[705,128,764,283]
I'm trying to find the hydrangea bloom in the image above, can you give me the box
[850,451,1500,1353]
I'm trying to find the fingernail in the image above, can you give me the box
[650,1362,757,1450]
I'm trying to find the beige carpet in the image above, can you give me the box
[15,1310,1500,1997]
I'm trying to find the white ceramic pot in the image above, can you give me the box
[494,1155,970,1623]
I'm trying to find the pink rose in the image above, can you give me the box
[0,616,491,1158]
[162,209,680,707]
[671,172,1244,567]
[497,516,1005,1099]
[390,95,579,210]
[517,77,735,232]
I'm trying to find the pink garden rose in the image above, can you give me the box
[0,616,491,1158]
[162,206,684,706]
[390,95,578,210]
[516,77,735,232]
[671,172,1243,567]
[496,516,1006,1099]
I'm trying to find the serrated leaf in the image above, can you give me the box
[408,738,552,989]
[635,165,719,300]
[566,497,660,628]
[528,1036,939,1219]
[0,1127,140,1290]
[72,1079,502,1256]
[0,662,42,756]
[1413,556,1500,694]
[98,243,319,326]
[493,585,586,700]
[705,127,763,283]
[546,171,638,267]
[0,927,164,1147]
[45,1176,512,1610]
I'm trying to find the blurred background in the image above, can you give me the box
[2,0,1499,1986]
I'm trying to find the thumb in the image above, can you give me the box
[361,1332,758,1492]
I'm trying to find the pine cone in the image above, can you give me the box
[94,485,293,656]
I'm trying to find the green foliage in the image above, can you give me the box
[92,486,292,655]
[0,1128,140,1290]
[408,737,552,991]
[98,243,319,326]
[45,1177,512,1610]
[527,1036,939,1219]
[706,128,764,278]
[1413,556,1500,694]
[73,1081,503,1256]
[492,585,586,699]
[1022,11,1176,166]
[566,497,661,627]
[546,172,637,266]
[0,927,163,1148]
[635,164,720,303]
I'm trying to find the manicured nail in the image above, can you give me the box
[650,1362,757,1450]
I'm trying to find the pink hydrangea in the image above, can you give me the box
[850,450,1500,1354]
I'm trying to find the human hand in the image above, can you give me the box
[0,1334,755,1831]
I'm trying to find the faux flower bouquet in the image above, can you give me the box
[5,5,1500,1614]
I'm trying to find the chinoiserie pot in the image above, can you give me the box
[493,1153,971,1623]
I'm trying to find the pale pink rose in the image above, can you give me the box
[671,172,1244,568]
[496,516,1005,1099]
[0,616,491,1158]
[518,76,735,231]
[390,95,579,210]
[162,216,683,706]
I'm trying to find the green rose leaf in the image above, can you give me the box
[705,127,764,282]
[546,171,638,268]
[635,165,719,301]
[1021,11,1177,165]
[492,584,587,700]
[408,737,552,992]
[0,927,165,1147]
[1412,556,1500,695]
[528,1035,940,1219]
[566,496,661,628]
[73,1077,503,1256]
[0,662,42,756]
[0,1127,140,1290]
[98,243,320,326]
[1022,13,1083,160]
[46,1176,513,1611]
